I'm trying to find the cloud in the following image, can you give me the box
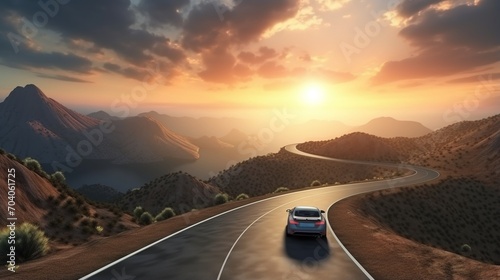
[373,48,500,84]
[317,0,351,11]
[257,61,305,79]
[0,38,93,73]
[396,0,445,18]
[447,72,500,84]
[36,73,91,83]
[238,47,279,65]
[0,1,189,83]
[137,0,190,27]
[318,68,356,83]
[182,0,301,84]
[103,62,177,82]
[373,0,500,84]
[198,47,253,84]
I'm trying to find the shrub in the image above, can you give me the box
[273,187,289,193]
[235,193,249,200]
[23,157,48,178]
[214,193,229,205]
[155,207,176,221]
[139,212,154,225]
[133,206,144,220]
[311,180,322,187]
[50,171,66,185]
[0,223,50,263]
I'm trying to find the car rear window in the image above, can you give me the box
[294,210,320,217]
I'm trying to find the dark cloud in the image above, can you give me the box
[0,1,188,82]
[0,37,93,73]
[400,0,500,50]
[103,62,174,82]
[138,0,190,27]
[0,6,91,73]
[396,0,445,18]
[183,0,300,83]
[238,47,279,65]
[36,73,91,83]
[374,0,500,84]
[152,40,187,64]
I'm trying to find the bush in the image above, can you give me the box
[214,193,229,205]
[133,206,144,220]
[311,180,322,187]
[0,223,50,263]
[50,171,66,185]
[155,207,176,222]
[235,193,249,200]
[273,187,289,193]
[139,212,154,225]
[23,157,48,178]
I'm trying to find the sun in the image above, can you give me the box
[301,83,325,106]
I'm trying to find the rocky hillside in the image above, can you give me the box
[0,150,134,247]
[77,184,124,203]
[119,172,220,216]
[209,148,404,197]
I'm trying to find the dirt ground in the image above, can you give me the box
[329,195,500,280]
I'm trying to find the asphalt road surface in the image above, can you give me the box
[81,144,439,280]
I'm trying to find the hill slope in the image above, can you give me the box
[119,172,220,215]
[0,151,134,247]
[299,114,500,181]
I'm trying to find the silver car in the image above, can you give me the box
[286,206,327,238]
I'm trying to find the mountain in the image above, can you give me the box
[87,111,121,121]
[0,84,99,163]
[76,184,124,203]
[119,171,220,215]
[139,111,262,138]
[219,128,249,147]
[0,85,199,167]
[189,136,234,150]
[352,117,432,138]
[109,116,199,164]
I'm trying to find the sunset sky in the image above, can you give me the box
[0,0,498,129]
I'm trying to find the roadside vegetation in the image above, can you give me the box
[360,177,500,265]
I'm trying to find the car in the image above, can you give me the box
[285,206,327,238]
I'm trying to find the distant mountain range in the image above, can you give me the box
[0,84,435,186]
[0,85,199,170]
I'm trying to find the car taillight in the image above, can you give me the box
[289,219,299,225]
[315,220,325,226]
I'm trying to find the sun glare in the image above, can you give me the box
[302,83,325,106]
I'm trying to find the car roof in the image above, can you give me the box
[294,206,320,211]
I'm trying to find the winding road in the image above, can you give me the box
[81,145,439,280]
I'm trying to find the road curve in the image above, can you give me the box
[81,144,439,280]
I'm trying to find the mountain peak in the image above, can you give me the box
[7,84,48,102]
